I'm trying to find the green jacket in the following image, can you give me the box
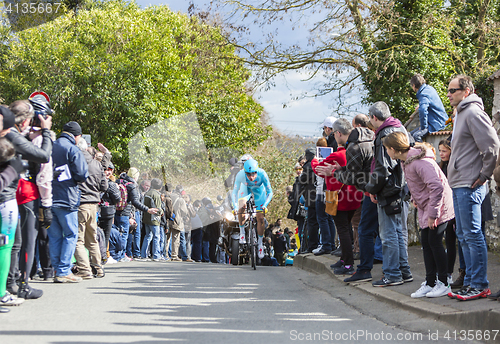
[142,189,164,226]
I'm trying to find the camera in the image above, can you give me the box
[29,94,53,128]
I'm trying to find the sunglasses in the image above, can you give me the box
[245,172,257,176]
[447,88,463,94]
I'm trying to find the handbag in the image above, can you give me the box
[325,184,344,216]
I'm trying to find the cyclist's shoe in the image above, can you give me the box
[239,230,246,244]
[257,242,265,259]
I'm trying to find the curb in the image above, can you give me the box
[295,253,500,341]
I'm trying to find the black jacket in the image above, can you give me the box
[115,173,149,217]
[365,119,408,206]
[0,127,52,203]
[327,133,338,151]
[100,179,121,218]
[334,127,374,192]
[298,148,317,207]
[287,176,305,220]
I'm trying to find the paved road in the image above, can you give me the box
[0,261,478,343]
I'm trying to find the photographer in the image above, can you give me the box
[0,107,26,311]
[5,99,52,300]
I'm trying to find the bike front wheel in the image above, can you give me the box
[249,223,257,270]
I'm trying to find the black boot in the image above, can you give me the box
[450,268,465,289]
[18,278,43,300]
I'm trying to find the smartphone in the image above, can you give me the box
[316,147,333,160]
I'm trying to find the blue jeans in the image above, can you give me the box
[114,215,130,260]
[377,201,411,282]
[410,127,429,143]
[452,186,488,289]
[184,231,192,260]
[48,207,79,277]
[127,211,142,258]
[202,240,210,262]
[141,224,160,259]
[159,228,166,259]
[374,236,383,261]
[179,231,187,260]
[315,196,336,251]
[356,195,379,272]
[191,228,203,261]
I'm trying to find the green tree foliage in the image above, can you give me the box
[364,0,500,119]
[0,0,269,169]
[364,0,456,119]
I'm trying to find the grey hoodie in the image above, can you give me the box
[448,94,500,188]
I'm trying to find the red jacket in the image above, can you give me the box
[311,147,363,212]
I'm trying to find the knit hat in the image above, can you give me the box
[0,106,15,130]
[107,162,115,170]
[63,121,82,136]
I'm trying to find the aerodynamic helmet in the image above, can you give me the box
[244,159,258,173]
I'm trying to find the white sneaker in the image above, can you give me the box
[312,245,322,254]
[0,291,24,306]
[239,230,246,244]
[119,255,132,263]
[411,281,433,298]
[107,256,118,265]
[426,280,451,298]
[257,242,265,259]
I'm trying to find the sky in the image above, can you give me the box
[135,0,368,137]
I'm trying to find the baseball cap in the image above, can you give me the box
[321,116,335,128]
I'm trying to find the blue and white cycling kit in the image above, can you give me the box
[231,168,273,212]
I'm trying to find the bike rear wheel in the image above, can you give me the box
[231,238,239,265]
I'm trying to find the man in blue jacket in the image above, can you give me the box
[409,74,448,142]
[49,121,89,283]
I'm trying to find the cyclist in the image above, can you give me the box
[232,158,273,259]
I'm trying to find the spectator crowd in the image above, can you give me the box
[286,74,500,302]
[1,73,500,315]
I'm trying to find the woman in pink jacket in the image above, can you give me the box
[383,132,454,298]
